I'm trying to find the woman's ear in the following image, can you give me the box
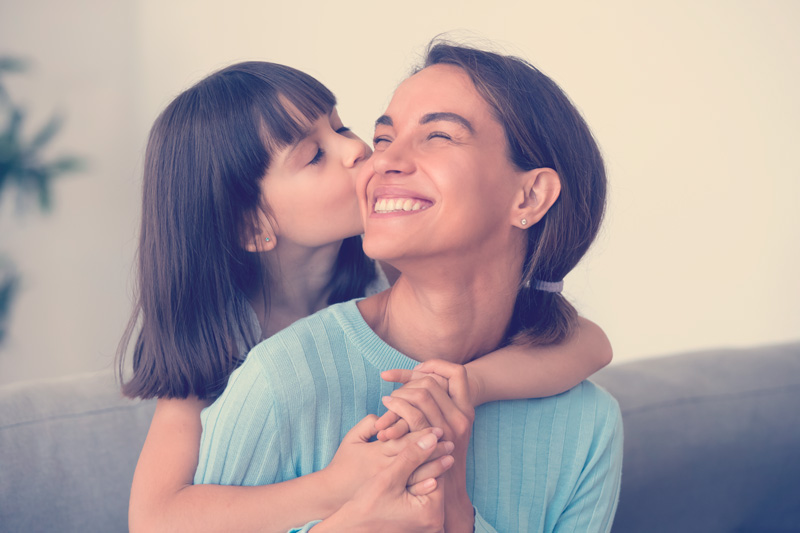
[511,167,561,229]
[242,210,277,252]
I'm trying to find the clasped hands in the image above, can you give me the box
[316,360,476,533]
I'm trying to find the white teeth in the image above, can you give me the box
[374,197,427,214]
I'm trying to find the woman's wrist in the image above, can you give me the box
[311,498,372,533]
[446,491,476,532]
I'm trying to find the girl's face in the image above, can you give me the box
[261,108,370,249]
[359,64,525,264]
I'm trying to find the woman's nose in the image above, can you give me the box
[372,140,415,176]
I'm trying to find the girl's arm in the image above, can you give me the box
[462,315,612,405]
[129,397,339,533]
[377,316,611,438]
[379,266,611,406]
[129,398,452,533]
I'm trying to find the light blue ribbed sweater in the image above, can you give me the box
[195,300,623,532]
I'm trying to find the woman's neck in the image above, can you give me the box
[358,253,521,364]
[250,240,343,338]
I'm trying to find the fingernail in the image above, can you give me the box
[423,478,436,489]
[382,396,392,403]
[418,433,438,450]
[441,455,455,467]
[431,427,444,438]
[443,441,454,453]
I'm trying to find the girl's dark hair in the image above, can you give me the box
[118,61,376,400]
[423,41,607,346]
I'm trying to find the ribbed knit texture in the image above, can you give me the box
[195,300,623,532]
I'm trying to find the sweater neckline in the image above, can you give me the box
[333,300,420,372]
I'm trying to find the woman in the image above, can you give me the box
[194,42,622,531]
[121,59,612,532]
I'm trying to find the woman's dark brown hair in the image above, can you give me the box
[118,61,376,400]
[423,41,607,346]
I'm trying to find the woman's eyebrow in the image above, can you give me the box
[374,112,474,134]
[375,115,393,128]
[420,112,474,133]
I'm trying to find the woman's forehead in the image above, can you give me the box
[384,65,488,124]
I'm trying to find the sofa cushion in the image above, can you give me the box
[0,370,155,533]
[2,342,798,532]
[593,341,800,533]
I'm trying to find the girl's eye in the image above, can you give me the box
[336,126,351,135]
[309,148,325,165]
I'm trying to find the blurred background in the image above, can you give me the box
[0,0,797,385]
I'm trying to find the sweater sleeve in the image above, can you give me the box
[553,394,624,533]
[473,507,499,532]
[288,520,322,532]
[194,359,283,486]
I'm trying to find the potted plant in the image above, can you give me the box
[0,57,84,344]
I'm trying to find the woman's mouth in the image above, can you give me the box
[374,197,432,214]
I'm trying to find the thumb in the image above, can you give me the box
[343,413,379,443]
[381,368,415,384]
[384,431,440,489]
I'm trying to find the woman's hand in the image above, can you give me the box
[321,413,455,510]
[379,362,477,533]
[313,431,447,533]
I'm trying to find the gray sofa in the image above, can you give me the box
[2,341,799,532]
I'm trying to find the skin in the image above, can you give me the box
[130,71,611,531]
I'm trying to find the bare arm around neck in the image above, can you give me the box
[128,397,339,533]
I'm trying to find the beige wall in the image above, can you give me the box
[1,0,798,384]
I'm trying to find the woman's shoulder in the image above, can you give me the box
[245,302,356,364]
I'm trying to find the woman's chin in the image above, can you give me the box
[362,236,412,265]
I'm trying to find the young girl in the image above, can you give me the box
[119,60,612,532]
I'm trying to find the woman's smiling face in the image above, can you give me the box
[359,64,525,265]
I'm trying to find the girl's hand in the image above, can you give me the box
[378,359,480,441]
[321,414,455,510]
[313,431,446,533]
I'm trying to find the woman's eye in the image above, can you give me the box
[428,132,452,141]
[372,136,390,148]
[309,148,325,165]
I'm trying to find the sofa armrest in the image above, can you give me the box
[0,370,155,532]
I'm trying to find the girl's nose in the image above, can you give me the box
[344,136,370,168]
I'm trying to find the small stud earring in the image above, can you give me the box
[264,237,271,242]
[521,219,528,226]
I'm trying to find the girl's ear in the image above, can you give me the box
[511,167,561,229]
[242,209,277,252]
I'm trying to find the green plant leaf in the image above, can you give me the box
[0,266,19,346]
[0,57,28,104]
[0,57,27,73]
[27,114,63,155]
